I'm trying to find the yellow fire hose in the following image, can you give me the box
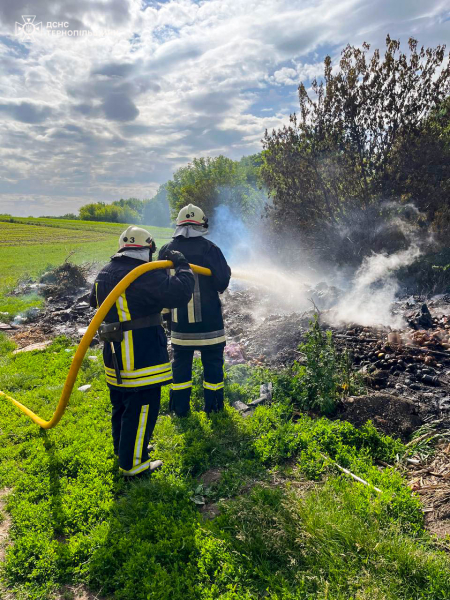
[0,260,211,430]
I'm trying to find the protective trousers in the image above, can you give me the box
[170,344,224,416]
[110,387,161,476]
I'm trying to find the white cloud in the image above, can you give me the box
[272,67,298,86]
[0,0,448,215]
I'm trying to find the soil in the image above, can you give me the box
[0,489,13,600]
[199,468,223,486]
[339,393,423,440]
[53,585,108,600]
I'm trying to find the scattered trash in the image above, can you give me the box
[231,400,250,413]
[12,340,52,355]
[77,384,92,392]
[0,323,18,331]
[249,382,273,406]
[224,342,246,364]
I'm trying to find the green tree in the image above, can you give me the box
[79,201,140,223]
[142,185,171,227]
[166,155,265,221]
[388,97,450,246]
[262,37,450,264]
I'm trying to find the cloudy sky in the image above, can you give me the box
[0,0,448,216]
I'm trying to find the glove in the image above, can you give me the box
[162,250,188,269]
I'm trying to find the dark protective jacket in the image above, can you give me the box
[89,254,194,390]
[158,236,231,346]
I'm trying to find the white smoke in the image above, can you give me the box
[211,201,424,329]
[330,245,422,328]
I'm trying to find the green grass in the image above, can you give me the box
[0,217,173,319]
[0,334,449,600]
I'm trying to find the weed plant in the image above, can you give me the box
[0,333,449,599]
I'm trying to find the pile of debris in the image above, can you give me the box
[222,287,312,366]
[2,263,97,349]
[40,262,89,300]
[327,312,450,417]
[221,288,450,425]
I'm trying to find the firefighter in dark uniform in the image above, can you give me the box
[90,226,194,478]
[159,204,231,416]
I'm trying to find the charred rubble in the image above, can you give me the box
[2,265,449,426]
[2,263,97,346]
[221,285,450,425]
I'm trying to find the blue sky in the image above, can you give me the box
[0,0,448,216]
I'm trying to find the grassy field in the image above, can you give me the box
[0,216,449,599]
[0,216,173,319]
[0,335,449,600]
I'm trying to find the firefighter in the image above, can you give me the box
[159,204,231,417]
[90,226,194,479]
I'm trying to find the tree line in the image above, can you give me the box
[77,186,171,227]
[76,155,267,227]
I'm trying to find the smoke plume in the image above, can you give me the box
[209,201,424,329]
[330,245,422,328]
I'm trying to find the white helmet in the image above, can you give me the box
[119,226,156,252]
[176,203,208,228]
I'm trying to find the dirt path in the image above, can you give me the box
[53,585,107,600]
[0,488,14,600]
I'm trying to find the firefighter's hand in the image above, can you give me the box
[162,250,188,268]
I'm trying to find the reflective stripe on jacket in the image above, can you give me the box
[89,255,194,390]
[159,237,231,347]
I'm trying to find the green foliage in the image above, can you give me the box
[78,191,171,227]
[142,185,172,227]
[295,316,360,414]
[79,193,170,227]
[79,200,141,224]
[0,339,449,599]
[166,155,266,221]
[267,317,362,416]
[262,37,450,267]
[40,213,79,220]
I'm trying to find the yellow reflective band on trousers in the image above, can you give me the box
[116,291,134,372]
[203,381,224,391]
[171,380,193,391]
[171,335,226,346]
[133,404,149,467]
[119,458,153,476]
